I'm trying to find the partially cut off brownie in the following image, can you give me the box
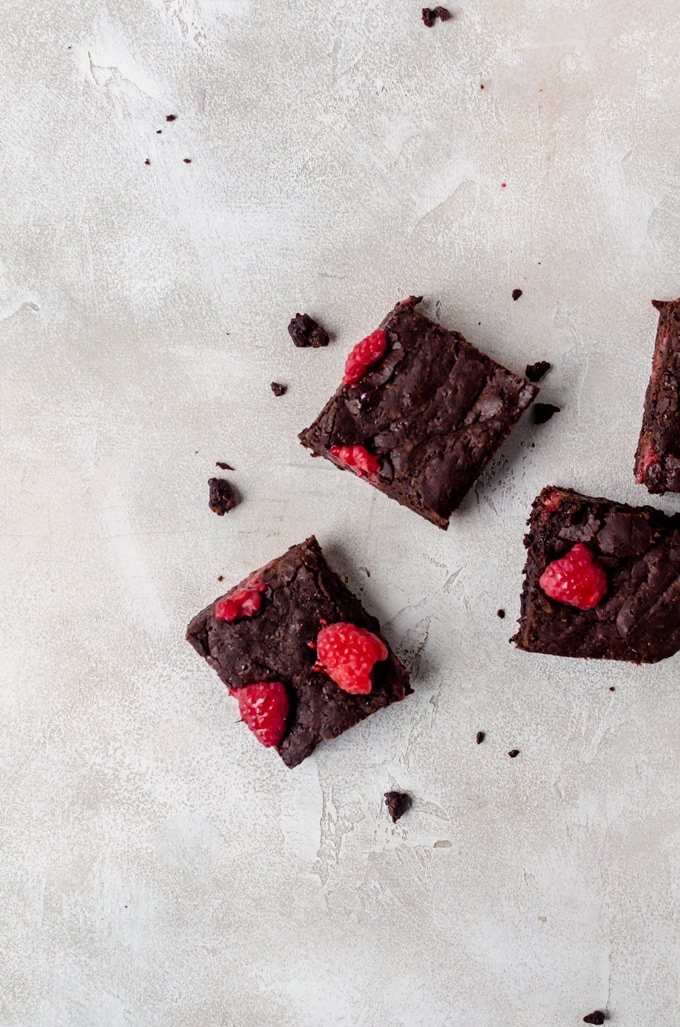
[298,297,538,528]
[635,298,680,494]
[513,485,680,663]
[186,537,411,767]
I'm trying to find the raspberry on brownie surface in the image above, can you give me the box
[186,537,411,767]
[634,298,680,494]
[513,485,680,663]
[298,297,538,529]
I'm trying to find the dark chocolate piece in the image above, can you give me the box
[215,461,234,470]
[532,403,560,424]
[583,1013,605,1025]
[299,297,537,528]
[186,537,411,768]
[513,485,680,663]
[496,608,505,618]
[422,6,451,24]
[384,791,412,822]
[270,382,287,396]
[208,478,237,516]
[508,749,520,758]
[476,731,485,744]
[166,114,177,121]
[635,298,680,494]
[525,360,551,382]
[512,288,522,301]
[288,313,329,349]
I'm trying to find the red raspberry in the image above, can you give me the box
[636,442,659,484]
[214,580,266,621]
[343,329,387,385]
[329,444,381,478]
[230,682,289,747]
[316,622,388,694]
[539,543,608,610]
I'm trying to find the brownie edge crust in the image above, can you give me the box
[635,298,680,494]
[186,537,411,767]
[512,485,680,663]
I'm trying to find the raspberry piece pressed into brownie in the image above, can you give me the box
[186,537,411,766]
[299,297,538,528]
[513,485,680,663]
[635,298,680,494]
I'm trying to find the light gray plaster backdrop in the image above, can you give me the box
[1,0,679,1024]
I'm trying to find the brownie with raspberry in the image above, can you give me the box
[635,298,680,494]
[298,297,538,528]
[513,485,680,663]
[186,536,411,767]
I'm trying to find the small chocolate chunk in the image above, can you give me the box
[144,158,151,165]
[609,686,616,692]
[208,478,237,516]
[270,382,287,396]
[217,575,224,581]
[532,403,560,425]
[476,731,485,744]
[166,114,177,122]
[434,5,452,19]
[288,313,329,348]
[422,7,436,26]
[384,791,412,823]
[183,158,192,164]
[512,288,523,301]
[525,360,551,383]
[583,1013,605,1025]
[508,749,520,758]
[215,461,234,470]
[496,608,505,619]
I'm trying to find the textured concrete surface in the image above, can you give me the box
[2,0,680,1024]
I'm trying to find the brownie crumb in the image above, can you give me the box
[217,575,224,581]
[496,608,505,619]
[508,749,520,758]
[215,461,234,471]
[208,478,237,516]
[480,84,485,89]
[609,686,616,692]
[156,129,162,134]
[166,114,177,122]
[288,312,329,348]
[384,791,412,823]
[532,403,560,425]
[476,731,485,744]
[512,288,523,301]
[583,1013,605,1025]
[270,382,287,396]
[144,159,151,165]
[183,158,192,164]
[422,5,451,24]
[525,360,551,382]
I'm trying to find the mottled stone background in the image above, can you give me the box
[1,0,679,1023]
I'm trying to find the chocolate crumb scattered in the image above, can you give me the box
[508,749,520,758]
[183,158,192,164]
[497,608,505,619]
[512,288,523,301]
[476,731,485,744]
[166,114,177,122]
[215,461,234,471]
[434,5,452,18]
[270,382,287,396]
[525,360,551,382]
[144,159,151,165]
[609,686,616,692]
[583,1013,605,1025]
[480,84,485,89]
[422,6,450,24]
[156,129,162,134]
[288,312,330,348]
[384,791,412,823]
[208,478,237,516]
[532,403,560,425]
[217,575,224,582]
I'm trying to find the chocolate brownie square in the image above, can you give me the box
[186,537,411,767]
[512,485,680,663]
[635,298,680,494]
[298,297,538,528]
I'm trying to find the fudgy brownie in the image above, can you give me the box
[186,537,411,767]
[513,485,680,663]
[635,298,680,494]
[299,297,538,528]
